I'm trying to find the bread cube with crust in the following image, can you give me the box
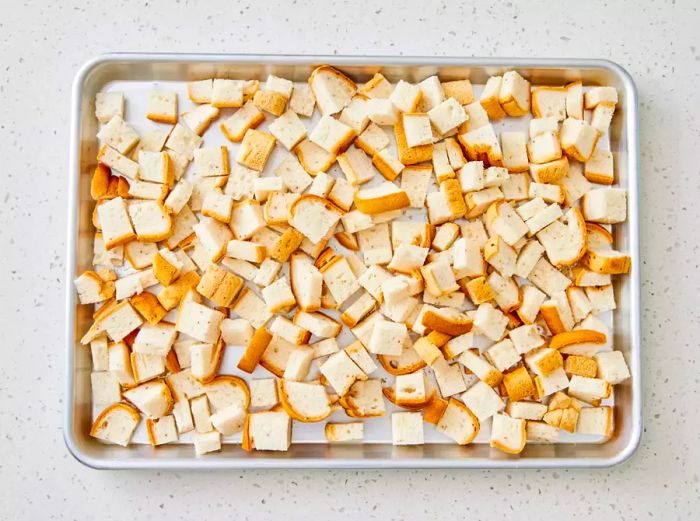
[490,413,526,454]
[319,350,367,396]
[244,411,292,451]
[461,380,505,421]
[220,101,265,143]
[594,351,630,385]
[391,412,424,445]
[560,118,600,162]
[236,129,276,171]
[269,109,307,150]
[176,301,225,343]
[389,80,422,112]
[498,70,530,116]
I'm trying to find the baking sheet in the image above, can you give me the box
[66,54,640,468]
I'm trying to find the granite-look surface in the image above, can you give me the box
[1,0,698,519]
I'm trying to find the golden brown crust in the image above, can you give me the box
[421,309,473,336]
[90,402,142,439]
[157,271,201,311]
[237,328,273,373]
[394,117,433,165]
[549,330,607,350]
[503,367,536,402]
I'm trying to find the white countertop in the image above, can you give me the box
[1,0,699,518]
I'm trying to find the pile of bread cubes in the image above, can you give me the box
[75,64,631,456]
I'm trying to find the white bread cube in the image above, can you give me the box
[95,91,124,123]
[501,131,529,173]
[311,338,340,359]
[488,202,528,246]
[395,371,426,405]
[565,81,583,119]
[506,401,547,421]
[591,103,616,133]
[91,371,121,405]
[308,65,356,115]
[176,301,225,343]
[190,394,212,433]
[474,303,508,341]
[458,350,502,387]
[338,146,376,186]
[101,301,143,343]
[402,113,433,148]
[428,97,468,135]
[490,413,526,454]
[201,188,232,223]
[307,171,336,198]
[108,342,135,385]
[294,311,341,338]
[97,196,135,249]
[361,73,393,99]
[268,110,308,150]
[356,264,392,302]
[90,403,141,446]
[253,258,282,287]
[182,104,220,135]
[458,161,484,192]
[123,380,173,419]
[320,257,360,306]
[484,339,520,372]
[463,101,490,130]
[584,86,618,109]
[173,399,194,434]
[458,124,503,166]
[211,79,244,108]
[325,422,364,442]
[535,366,570,397]
[529,116,559,139]
[483,166,510,188]
[401,165,432,208]
[339,96,370,134]
[189,343,214,382]
[531,86,567,120]
[508,325,545,354]
[163,180,193,215]
[98,144,140,179]
[483,235,516,277]
[499,70,530,116]
[254,177,285,202]
[146,416,178,445]
[391,412,424,445]
[526,421,560,444]
[479,76,505,119]
[220,101,264,143]
[387,244,428,273]
[341,209,374,234]
[368,319,408,356]
[431,357,467,397]
[366,98,399,126]
[274,155,313,193]
[146,90,177,124]
[309,115,355,154]
[431,141,454,182]
[461,380,504,421]
[250,379,279,410]
[283,346,315,381]
[193,430,221,455]
[594,351,630,385]
[90,336,109,371]
[373,148,405,182]
[586,284,616,314]
[560,118,599,162]
[98,115,140,154]
[165,123,203,160]
[319,350,366,396]
[421,260,459,296]
[581,188,627,224]
[389,80,422,112]
[132,323,177,355]
[524,202,563,235]
[568,375,611,404]
[356,122,390,157]
[269,313,308,346]
[266,75,293,98]
[289,84,316,117]
[210,404,246,436]
[444,136,466,169]
[220,318,253,346]
[452,237,485,277]
[584,149,614,185]
[527,131,562,164]
[416,75,445,111]
[576,406,613,437]
[245,411,292,451]
[345,341,377,375]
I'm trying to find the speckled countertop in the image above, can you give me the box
[1,0,699,519]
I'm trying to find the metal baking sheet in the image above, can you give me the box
[66,53,641,469]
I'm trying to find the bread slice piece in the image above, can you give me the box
[289,195,343,243]
[458,124,503,167]
[308,65,356,115]
[90,403,141,446]
[499,70,530,116]
[242,410,292,451]
[581,248,631,275]
[278,380,332,422]
[123,380,174,419]
[353,182,410,215]
[490,413,526,454]
[436,397,480,445]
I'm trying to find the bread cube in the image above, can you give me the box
[560,118,599,162]
[391,412,424,445]
[146,90,177,124]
